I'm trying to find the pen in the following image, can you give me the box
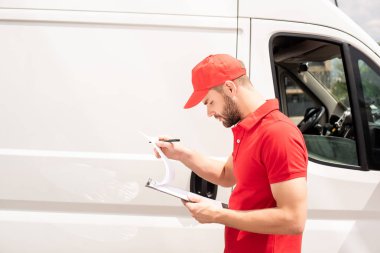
[149,139,180,143]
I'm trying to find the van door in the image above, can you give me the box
[0,7,250,253]
[250,18,380,253]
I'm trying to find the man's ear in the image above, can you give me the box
[223,80,237,98]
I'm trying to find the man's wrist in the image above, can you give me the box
[213,206,228,224]
[178,147,192,163]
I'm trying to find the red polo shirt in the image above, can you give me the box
[225,99,308,253]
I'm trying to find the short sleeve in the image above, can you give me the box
[260,121,308,184]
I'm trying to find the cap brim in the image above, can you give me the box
[184,89,209,109]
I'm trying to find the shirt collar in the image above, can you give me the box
[234,99,279,131]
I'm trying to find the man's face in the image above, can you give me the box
[202,88,241,128]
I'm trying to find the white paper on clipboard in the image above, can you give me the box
[140,132,175,185]
[141,132,227,208]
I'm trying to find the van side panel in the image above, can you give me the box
[0,9,251,252]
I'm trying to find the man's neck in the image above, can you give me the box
[237,87,266,119]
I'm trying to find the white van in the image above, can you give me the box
[0,0,379,252]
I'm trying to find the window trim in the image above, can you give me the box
[342,44,370,170]
[269,32,368,171]
[349,45,380,170]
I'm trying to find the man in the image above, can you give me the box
[155,54,308,253]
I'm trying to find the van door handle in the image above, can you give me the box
[190,172,218,200]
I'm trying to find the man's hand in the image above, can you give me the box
[182,194,223,224]
[154,136,189,161]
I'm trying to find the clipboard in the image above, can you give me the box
[146,178,228,208]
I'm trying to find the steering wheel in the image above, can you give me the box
[297,106,326,133]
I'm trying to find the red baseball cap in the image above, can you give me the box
[184,54,246,109]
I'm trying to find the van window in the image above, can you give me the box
[308,58,349,108]
[283,74,319,125]
[355,54,380,167]
[272,36,359,167]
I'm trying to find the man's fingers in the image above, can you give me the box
[155,141,173,149]
[187,193,202,203]
[182,200,196,212]
[158,135,172,141]
[184,201,196,212]
[153,149,161,158]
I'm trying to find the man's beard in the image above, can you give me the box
[221,94,241,128]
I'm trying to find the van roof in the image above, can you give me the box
[240,0,380,57]
[1,0,379,56]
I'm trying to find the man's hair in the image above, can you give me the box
[211,59,250,93]
[212,85,224,93]
[212,74,251,93]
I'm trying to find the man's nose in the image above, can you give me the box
[207,107,214,118]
